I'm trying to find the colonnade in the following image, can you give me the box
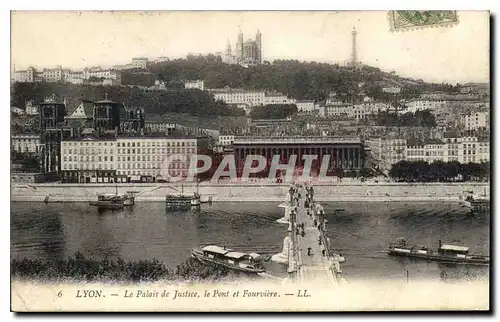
[234,145,364,171]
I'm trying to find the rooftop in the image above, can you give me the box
[424,139,445,145]
[233,136,362,144]
[202,245,230,255]
[225,251,248,259]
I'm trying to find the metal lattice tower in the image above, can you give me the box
[351,26,358,67]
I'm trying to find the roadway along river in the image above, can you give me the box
[11,201,489,282]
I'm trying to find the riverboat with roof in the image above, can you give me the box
[388,238,489,265]
[191,245,266,273]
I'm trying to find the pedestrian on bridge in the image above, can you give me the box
[307,247,312,256]
[318,237,322,245]
[313,219,317,227]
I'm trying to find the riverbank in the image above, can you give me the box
[11,182,489,203]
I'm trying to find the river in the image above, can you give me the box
[11,201,489,282]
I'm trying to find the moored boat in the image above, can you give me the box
[166,193,201,210]
[460,191,490,214]
[122,192,135,206]
[89,194,124,211]
[191,245,266,274]
[388,238,489,265]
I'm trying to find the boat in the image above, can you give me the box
[122,192,136,206]
[191,245,266,274]
[89,194,124,211]
[460,190,490,214]
[165,193,201,210]
[89,185,134,210]
[388,238,489,265]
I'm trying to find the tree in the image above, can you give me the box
[249,104,298,119]
[11,82,245,117]
[389,160,489,182]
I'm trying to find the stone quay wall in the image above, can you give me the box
[11,182,490,203]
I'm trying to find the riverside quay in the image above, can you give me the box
[232,136,368,174]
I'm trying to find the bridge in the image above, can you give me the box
[284,185,344,285]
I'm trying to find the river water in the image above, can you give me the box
[11,201,489,282]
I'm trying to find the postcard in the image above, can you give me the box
[10,10,490,312]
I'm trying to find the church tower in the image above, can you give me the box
[237,28,244,60]
[255,30,262,64]
[226,38,232,56]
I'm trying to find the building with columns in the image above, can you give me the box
[11,134,42,154]
[232,136,367,176]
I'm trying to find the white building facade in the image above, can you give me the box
[405,99,449,113]
[184,80,205,91]
[264,95,296,105]
[218,135,235,146]
[210,89,266,107]
[296,101,315,112]
[12,134,42,154]
[460,112,489,131]
[60,136,210,182]
[131,57,148,69]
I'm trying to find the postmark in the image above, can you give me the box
[389,10,459,32]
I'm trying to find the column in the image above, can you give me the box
[347,148,354,170]
[344,148,348,169]
[358,148,361,169]
[329,148,333,169]
[336,149,340,169]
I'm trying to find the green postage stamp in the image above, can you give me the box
[389,10,459,31]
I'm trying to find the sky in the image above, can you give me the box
[11,11,490,84]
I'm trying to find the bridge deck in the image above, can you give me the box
[292,191,338,285]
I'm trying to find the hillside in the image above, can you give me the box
[148,54,460,102]
[11,56,462,119]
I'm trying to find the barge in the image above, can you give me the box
[191,245,265,274]
[166,193,201,210]
[388,238,489,265]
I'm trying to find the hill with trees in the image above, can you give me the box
[11,55,463,117]
[148,54,461,102]
[373,110,437,127]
